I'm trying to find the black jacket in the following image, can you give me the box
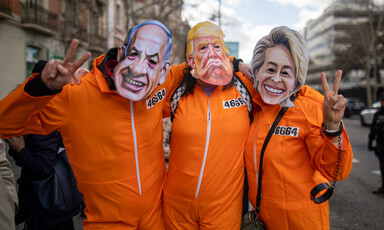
[12,131,80,230]
[369,107,384,154]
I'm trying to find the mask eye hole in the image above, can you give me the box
[148,59,158,69]
[199,45,207,52]
[127,52,138,60]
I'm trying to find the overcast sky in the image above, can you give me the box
[182,0,333,63]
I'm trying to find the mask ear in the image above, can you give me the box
[253,69,259,90]
[293,81,298,91]
[253,69,259,81]
[290,80,299,92]
[159,61,171,85]
[187,56,195,69]
[117,46,125,60]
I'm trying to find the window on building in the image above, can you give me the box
[26,46,40,78]
[94,16,100,35]
[36,0,48,8]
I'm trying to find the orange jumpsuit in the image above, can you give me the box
[0,55,184,229]
[162,73,255,229]
[245,85,353,230]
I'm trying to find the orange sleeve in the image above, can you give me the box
[0,74,70,138]
[321,129,353,181]
[302,87,353,181]
[163,62,187,118]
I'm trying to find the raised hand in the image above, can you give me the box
[321,70,347,130]
[239,62,253,82]
[73,68,90,80]
[41,39,91,90]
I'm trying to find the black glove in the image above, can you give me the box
[368,141,374,151]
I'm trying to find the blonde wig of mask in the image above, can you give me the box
[185,21,230,60]
[251,26,309,107]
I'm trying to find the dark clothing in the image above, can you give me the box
[242,168,249,217]
[12,131,79,230]
[368,107,384,186]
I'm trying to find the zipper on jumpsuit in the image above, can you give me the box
[195,100,211,198]
[131,100,142,195]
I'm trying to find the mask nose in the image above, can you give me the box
[130,56,147,75]
[208,44,218,58]
[271,72,282,82]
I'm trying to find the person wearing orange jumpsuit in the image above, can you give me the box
[162,21,255,229]
[0,20,184,229]
[245,26,353,229]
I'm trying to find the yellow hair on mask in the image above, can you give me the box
[186,21,230,59]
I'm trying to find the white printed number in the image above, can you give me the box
[223,97,245,109]
[273,126,299,137]
[146,88,166,109]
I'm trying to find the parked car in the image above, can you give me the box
[344,97,366,117]
[360,101,381,126]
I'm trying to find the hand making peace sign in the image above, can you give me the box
[321,70,347,130]
[41,39,91,90]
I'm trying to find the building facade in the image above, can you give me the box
[0,0,188,99]
[304,0,373,91]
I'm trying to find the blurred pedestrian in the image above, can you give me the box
[368,94,384,194]
[0,139,18,230]
[7,131,80,230]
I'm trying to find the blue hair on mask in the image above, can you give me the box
[125,20,172,68]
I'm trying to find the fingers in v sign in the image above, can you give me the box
[41,39,91,90]
[321,70,346,130]
[64,39,91,84]
[321,70,342,96]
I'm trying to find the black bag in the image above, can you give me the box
[241,210,267,230]
[31,148,83,216]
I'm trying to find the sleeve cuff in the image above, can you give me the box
[24,60,62,96]
[25,74,62,97]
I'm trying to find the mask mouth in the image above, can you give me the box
[197,60,232,84]
[124,77,144,87]
[206,58,223,67]
[119,67,146,92]
[264,84,285,95]
[202,64,225,77]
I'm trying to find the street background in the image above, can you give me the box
[329,116,384,230]
[8,115,384,230]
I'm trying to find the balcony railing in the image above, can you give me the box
[20,2,58,33]
[89,33,107,50]
[0,0,12,16]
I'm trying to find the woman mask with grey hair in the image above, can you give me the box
[244,26,354,229]
[251,26,309,107]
